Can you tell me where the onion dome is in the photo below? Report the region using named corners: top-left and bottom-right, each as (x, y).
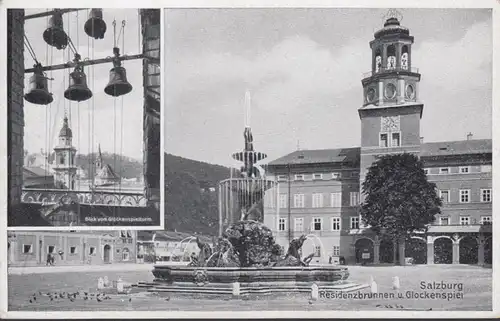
top-left (374, 16), bottom-right (409, 38)
top-left (58, 116), bottom-right (73, 138)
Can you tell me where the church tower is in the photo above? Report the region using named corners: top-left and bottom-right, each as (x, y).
top-left (358, 10), bottom-right (424, 183)
top-left (52, 116), bottom-right (78, 189)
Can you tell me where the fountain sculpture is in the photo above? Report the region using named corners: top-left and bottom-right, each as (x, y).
top-left (146, 92), bottom-right (366, 295)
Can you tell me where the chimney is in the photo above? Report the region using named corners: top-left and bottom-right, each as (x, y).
top-left (420, 137), bottom-right (424, 144)
top-left (467, 132), bottom-right (473, 141)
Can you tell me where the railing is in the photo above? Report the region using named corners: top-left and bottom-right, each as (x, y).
top-left (21, 188), bottom-right (147, 207)
top-left (362, 66), bottom-right (419, 78)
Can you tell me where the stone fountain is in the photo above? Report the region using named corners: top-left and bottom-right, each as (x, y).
top-left (143, 92), bottom-right (367, 296)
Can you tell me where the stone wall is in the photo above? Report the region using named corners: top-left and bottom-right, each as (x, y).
top-left (8, 9), bottom-right (25, 207)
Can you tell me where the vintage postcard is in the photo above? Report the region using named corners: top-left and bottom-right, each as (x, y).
top-left (6, 8), bottom-right (162, 228)
top-left (2, 1), bottom-right (499, 319)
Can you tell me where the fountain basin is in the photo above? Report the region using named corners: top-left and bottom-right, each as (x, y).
top-left (141, 265), bottom-right (368, 296)
top-left (152, 265), bottom-right (350, 284)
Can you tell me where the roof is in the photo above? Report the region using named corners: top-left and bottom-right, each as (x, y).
top-left (420, 139), bottom-right (492, 157)
top-left (59, 117), bottom-right (72, 138)
top-left (267, 139), bottom-right (491, 167)
top-left (268, 147), bottom-right (360, 166)
top-left (96, 164), bottom-right (120, 180)
top-left (23, 166), bottom-right (52, 177)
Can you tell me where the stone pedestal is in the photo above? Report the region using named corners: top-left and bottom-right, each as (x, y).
top-left (373, 242), bottom-right (380, 264)
top-left (478, 236), bottom-right (485, 266)
top-left (426, 242), bottom-right (434, 264)
top-left (452, 242), bottom-right (460, 265)
top-left (398, 240), bottom-right (406, 266)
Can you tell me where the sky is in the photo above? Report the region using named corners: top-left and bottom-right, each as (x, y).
top-left (164, 8), bottom-right (492, 168)
top-left (23, 9), bottom-right (145, 160)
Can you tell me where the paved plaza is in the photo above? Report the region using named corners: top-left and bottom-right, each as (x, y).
top-left (8, 264), bottom-right (492, 311)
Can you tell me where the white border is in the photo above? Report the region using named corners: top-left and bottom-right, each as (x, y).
top-left (2, 0), bottom-right (499, 319)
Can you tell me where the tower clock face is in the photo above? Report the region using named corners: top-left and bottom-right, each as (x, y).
top-left (405, 84), bottom-right (415, 99)
top-left (366, 88), bottom-right (376, 103)
top-left (381, 116), bottom-right (400, 131)
top-left (384, 83), bottom-right (397, 99)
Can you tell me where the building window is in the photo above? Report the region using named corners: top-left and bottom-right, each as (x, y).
top-left (391, 132), bottom-right (401, 147)
top-left (350, 217), bottom-right (360, 229)
top-left (379, 133), bottom-right (388, 148)
top-left (47, 245), bottom-right (55, 254)
top-left (89, 247), bottom-right (96, 255)
top-left (314, 246), bottom-right (321, 257)
top-left (439, 190), bottom-right (450, 203)
top-left (331, 172), bottom-right (340, 179)
top-left (459, 189), bottom-right (470, 203)
top-left (70, 246), bottom-right (77, 254)
top-left (120, 231), bottom-right (126, 238)
top-left (459, 166), bottom-right (470, 174)
top-left (480, 165), bottom-right (492, 173)
top-left (277, 175), bottom-right (287, 182)
top-left (294, 218), bottom-right (304, 232)
top-left (481, 189), bottom-right (492, 202)
top-left (312, 193), bottom-right (323, 208)
top-left (278, 218), bottom-right (287, 231)
top-left (122, 249), bottom-right (130, 261)
top-left (440, 217), bottom-right (450, 225)
top-left (332, 246), bottom-right (340, 256)
top-left (313, 173), bottom-right (323, 180)
top-left (127, 231), bottom-right (132, 238)
top-left (294, 174), bottom-right (304, 181)
top-left (350, 172), bottom-right (359, 178)
top-left (330, 192), bottom-right (341, 207)
top-left (350, 192), bottom-right (360, 206)
top-left (313, 218), bottom-right (322, 231)
top-left (332, 217), bottom-right (341, 231)
top-left (460, 216), bottom-right (470, 225)
top-left (279, 194), bottom-right (287, 209)
top-left (480, 216), bottom-right (492, 225)
top-left (23, 244), bottom-right (33, 254)
top-left (439, 168), bottom-right (450, 175)
top-left (293, 194), bottom-right (305, 208)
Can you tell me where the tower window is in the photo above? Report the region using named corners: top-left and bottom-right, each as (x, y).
top-left (401, 45), bottom-right (409, 70)
top-left (387, 45), bottom-right (396, 70)
top-left (391, 133), bottom-right (401, 147)
top-left (60, 155), bottom-right (65, 165)
top-left (379, 133), bottom-right (388, 148)
top-left (375, 48), bottom-right (382, 73)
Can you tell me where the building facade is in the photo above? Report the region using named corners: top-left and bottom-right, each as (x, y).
top-left (7, 230), bottom-right (137, 267)
top-left (265, 16), bottom-right (492, 266)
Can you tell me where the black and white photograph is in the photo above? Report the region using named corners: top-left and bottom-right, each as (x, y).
top-left (2, 2), bottom-right (499, 319)
top-left (7, 8), bottom-right (162, 227)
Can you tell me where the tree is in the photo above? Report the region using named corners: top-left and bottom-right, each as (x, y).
top-left (360, 153), bottom-right (442, 264)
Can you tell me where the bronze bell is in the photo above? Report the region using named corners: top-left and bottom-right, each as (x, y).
top-left (84, 9), bottom-right (107, 40)
top-left (64, 66), bottom-right (93, 102)
top-left (43, 11), bottom-right (68, 50)
top-left (24, 64), bottom-right (53, 105)
top-left (104, 48), bottom-right (132, 97)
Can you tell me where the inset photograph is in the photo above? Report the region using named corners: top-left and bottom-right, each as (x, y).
top-left (7, 8), bottom-right (162, 227)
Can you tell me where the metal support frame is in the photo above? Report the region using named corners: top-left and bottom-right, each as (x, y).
top-left (25, 54), bottom-right (145, 73)
top-left (24, 9), bottom-right (87, 20)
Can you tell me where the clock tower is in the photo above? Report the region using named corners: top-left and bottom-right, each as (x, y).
top-left (358, 10), bottom-right (424, 195)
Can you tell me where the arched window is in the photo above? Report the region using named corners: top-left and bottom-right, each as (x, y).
top-left (375, 48), bottom-right (382, 73)
top-left (59, 155), bottom-right (65, 165)
top-left (122, 248), bottom-right (130, 261)
top-left (387, 45), bottom-right (396, 70)
top-left (401, 45), bottom-right (409, 70)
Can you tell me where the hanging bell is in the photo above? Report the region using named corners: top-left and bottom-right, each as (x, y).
top-left (43, 11), bottom-right (68, 50)
top-left (24, 64), bottom-right (53, 105)
top-left (104, 48), bottom-right (133, 97)
top-left (64, 65), bottom-right (93, 102)
top-left (84, 9), bottom-right (107, 40)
